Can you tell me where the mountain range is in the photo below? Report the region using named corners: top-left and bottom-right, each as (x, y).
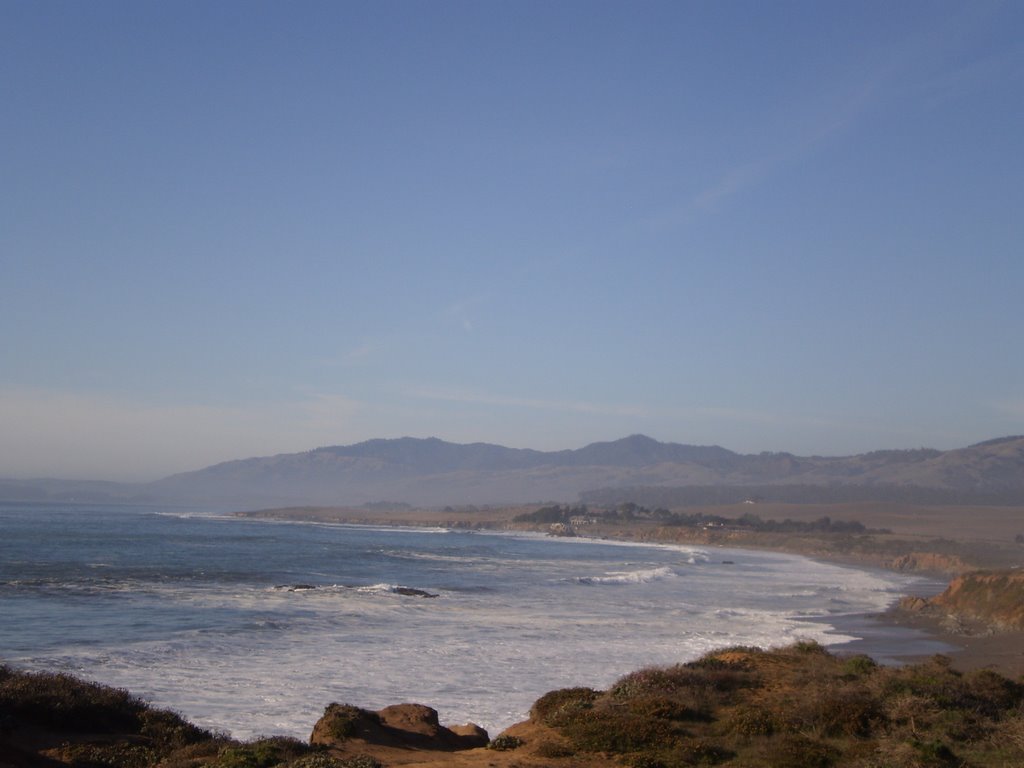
top-left (3, 434), bottom-right (1023, 508)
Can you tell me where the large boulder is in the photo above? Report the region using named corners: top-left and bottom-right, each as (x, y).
top-left (311, 702), bottom-right (488, 751)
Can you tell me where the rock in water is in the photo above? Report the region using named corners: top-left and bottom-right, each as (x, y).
top-left (393, 586), bottom-right (439, 598)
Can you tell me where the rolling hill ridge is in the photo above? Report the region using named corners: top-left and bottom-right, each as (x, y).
top-left (3, 435), bottom-right (1022, 507)
top-left (141, 434), bottom-right (1024, 507)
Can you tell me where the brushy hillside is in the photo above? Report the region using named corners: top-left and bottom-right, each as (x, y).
top-left (0, 665), bottom-right (318, 768)
top-left (506, 642), bottom-right (1024, 768)
top-left (4, 644), bottom-right (1024, 768)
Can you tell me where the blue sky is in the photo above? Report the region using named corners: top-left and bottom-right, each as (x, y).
top-left (2, 0), bottom-right (1023, 480)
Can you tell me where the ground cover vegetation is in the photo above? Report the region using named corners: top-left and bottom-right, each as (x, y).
top-left (0, 666), bottom-right (369, 768)
top-left (4, 643), bottom-right (1024, 767)
top-left (523, 642), bottom-right (1024, 767)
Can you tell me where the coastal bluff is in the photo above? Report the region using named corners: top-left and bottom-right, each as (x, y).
top-left (900, 568), bottom-right (1024, 631)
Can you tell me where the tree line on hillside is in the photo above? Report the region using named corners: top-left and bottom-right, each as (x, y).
top-left (581, 483), bottom-right (1024, 508)
top-left (514, 503), bottom-right (875, 534)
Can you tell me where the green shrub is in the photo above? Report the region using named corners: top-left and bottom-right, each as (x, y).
top-left (288, 756), bottom-right (381, 768)
top-left (885, 659), bottom-right (976, 713)
top-left (289, 757), bottom-right (382, 768)
top-left (156, 740), bottom-right (225, 768)
top-left (909, 739), bottom-right (960, 767)
top-left (629, 694), bottom-right (709, 723)
top-left (763, 734), bottom-right (836, 768)
top-left (1002, 713), bottom-right (1024, 752)
top-left (0, 666), bottom-right (146, 733)
top-left (139, 707), bottom-right (214, 749)
top-left (807, 686), bottom-right (881, 737)
top-left (624, 755), bottom-right (668, 768)
top-left (792, 640), bottom-right (828, 656)
top-left (487, 734), bottom-right (523, 751)
top-left (676, 739), bottom-right (734, 765)
top-left (623, 741), bottom-right (733, 768)
top-left (210, 737), bottom-right (308, 768)
top-left (964, 668), bottom-right (1024, 714)
top-left (560, 708), bottom-right (680, 754)
top-left (728, 704), bottom-right (777, 737)
top-left (318, 704), bottom-right (379, 741)
top-left (335, 757), bottom-right (384, 768)
top-left (842, 654), bottom-right (878, 679)
top-left (611, 665), bottom-right (754, 702)
top-left (534, 740), bottom-right (576, 758)
top-left (528, 644), bottom-right (1024, 768)
top-left (530, 687), bottom-right (599, 726)
top-left (282, 752), bottom-right (347, 768)
top-left (56, 742), bottom-right (157, 768)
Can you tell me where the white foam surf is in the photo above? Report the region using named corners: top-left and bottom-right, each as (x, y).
top-left (0, 508), bottom-right (936, 742)
top-left (574, 565), bottom-right (678, 585)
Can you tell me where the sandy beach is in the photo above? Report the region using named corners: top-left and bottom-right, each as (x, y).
top-left (872, 604), bottom-right (1024, 678)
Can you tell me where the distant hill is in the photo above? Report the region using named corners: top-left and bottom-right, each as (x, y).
top-left (140, 434), bottom-right (1024, 507)
top-left (3, 435), bottom-right (1023, 508)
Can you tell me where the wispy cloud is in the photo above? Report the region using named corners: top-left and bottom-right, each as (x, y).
top-left (918, 48), bottom-right (1024, 111)
top-left (692, 157), bottom-right (777, 212)
top-left (688, 74), bottom-right (882, 216)
top-left (443, 295), bottom-right (487, 332)
top-left (650, 21), bottom-right (950, 230)
top-left (406, 385), bottom-right (650, 418)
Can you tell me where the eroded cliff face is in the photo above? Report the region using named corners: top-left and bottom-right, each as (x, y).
top-left (902, 569), bottom-right (1024, 630)
top-left (929, 570), bottom-right (1024, 629)
top-left (889, 551), bottom-right (972, 574)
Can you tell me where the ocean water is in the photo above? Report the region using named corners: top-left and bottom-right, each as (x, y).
top-left (0, 502), bottom-right (943, 740)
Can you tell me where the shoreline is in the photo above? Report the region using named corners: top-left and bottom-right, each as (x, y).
top-left (7, 503), bottom-right (1024, 768)
top-left (868, 600), bottom-right (1024, 679)
top-left (565, 530), bottom-right (1024, 680)
top-left (232, 506), bottom-right (1024, 680)
top-left (590, 529), bottom-right (1024, 680)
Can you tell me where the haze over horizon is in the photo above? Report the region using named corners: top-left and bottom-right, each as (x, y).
top-left (3, 1), bottom-right (1023, 482)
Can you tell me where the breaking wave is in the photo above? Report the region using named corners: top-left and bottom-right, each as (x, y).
top-left (0, 504), bottom-right (940, 742)
top-left (574, 565), bottom-right (678, 585)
